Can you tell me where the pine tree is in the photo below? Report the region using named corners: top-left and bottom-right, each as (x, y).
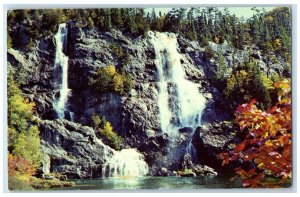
top-left (111, 8), bottom-right (123, 28)
top-left (104, 9), bottom-right (112, 31)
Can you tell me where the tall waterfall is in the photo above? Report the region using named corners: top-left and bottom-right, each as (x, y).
top-left (98, 140), bottom-right (148, 177)
top-left (149, 31), bottom-right (206, 136)
top-left (53, 23), bottom-right (70, 119)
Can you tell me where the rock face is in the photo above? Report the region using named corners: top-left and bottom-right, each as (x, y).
top-left (63, 22), bottom-right (224, 145)
top-left (39, 119), bottom-right (114, 179)
top-left (137, 131), bottom-right (194, 176)
top-left (191, 122), bottom-right (241, 172)
top-left (7, 40), bottom-right (57, 118)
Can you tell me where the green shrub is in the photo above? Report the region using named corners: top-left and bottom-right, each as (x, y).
top-left (13, 125), bottom-right (43, 167)
top-left (89, 65), bottom-right (134, 95)
top-left (8, 176), bottom-right (34, 191)
top-left (203, 46), bottom-right (215, 61)
top-left (92, 114), bottom-right (122, 150)
top-left (215, 50), bottom-right (227, 82)
top-left (223, 60), bottom-right (274, 110)
top-left (110, 43), bottom-right (125, 59)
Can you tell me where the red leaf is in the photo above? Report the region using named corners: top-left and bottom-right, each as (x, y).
top-left (235, 140), bottom-right (247, 152)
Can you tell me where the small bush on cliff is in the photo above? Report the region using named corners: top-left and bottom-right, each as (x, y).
top-left (110, 43), bottom-right (125, 59)
top-left (89, 65), bottom-right (134, 95)
top-left (203, 46), bottom-right (215, 61)
top-left (92, 114), bottom-right (122, 150)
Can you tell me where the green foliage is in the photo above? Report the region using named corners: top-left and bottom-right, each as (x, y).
top-left (223, 60), bottom-right (275, 110)
top-left (92, 114), bottom-right (122, 150)
top-left (8, 71), bottom-right (35, 141)
top-left (269, 72), bottom-right (281, 82)
top-left (215, 50), bottom-right (227, 82)
top-left (92, 113), bottom-right (102, 128)
top-left (120, 68), bottom-right (134, 94)
top-left (89, 65), bottom-right (134, 96)
top-left (111, 8), bottom-right (123, 28)
top-left (7, 9), bottom-right (67, 50)
top-left (30, 176), bottom-right (75, 189)
top-left (7, 7), bottom-right (290, 54)
top-left (13, 125), bottom-right (43, 167)
top-left (87, 17), bottom-right (94, 28)
top-left (8, 176), bottom-right (34, 191)
top-left (41, 9), bottom-right (64, 35)
top-left (7, 68), bottom-right (42, 178)
top-left (203, 46), bottom-right (215, 61)
top-left (110, 43), bottom-right (125, 59)
top-left (7, 33), bottom-right (12, 49)
top-left (183, 169), bottom-right (193, 174)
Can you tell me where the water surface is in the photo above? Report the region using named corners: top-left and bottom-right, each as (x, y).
top-left (45, 176), bottom-right (243, 190)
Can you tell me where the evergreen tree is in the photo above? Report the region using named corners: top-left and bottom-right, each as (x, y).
top-left (111, 8), bottom-right (123, 28)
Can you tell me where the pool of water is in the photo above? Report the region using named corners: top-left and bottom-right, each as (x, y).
top-left (43, 176), bottom-right (243, 190)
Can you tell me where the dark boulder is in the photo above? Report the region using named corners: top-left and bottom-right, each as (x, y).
top-left (191, 121), bottom-right (241, 172)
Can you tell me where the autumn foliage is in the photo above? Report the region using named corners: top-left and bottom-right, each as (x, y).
top-left (220, 79), bottom-right (291, 187)
top-left (8, 154), bottom-right (36, 177)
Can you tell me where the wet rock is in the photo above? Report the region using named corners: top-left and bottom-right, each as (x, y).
top-left (178, 127), bottom-right (194, 133)
top-left (191, 122), bottom-right (240, 172)
top-left (161, 167), bottom-right (168, 176)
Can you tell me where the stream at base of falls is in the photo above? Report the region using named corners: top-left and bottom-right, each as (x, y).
top-left (39, 176), bottom-right (244, 190)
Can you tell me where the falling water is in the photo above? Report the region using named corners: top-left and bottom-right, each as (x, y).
top-left (148, 31), bottom-right (206, 136)
top-left (97, 140), bottom-right (148, 177)
top-left (102, 149), bottom-right (149, 177)
top-left (53, 23), bottom-right (70, 119)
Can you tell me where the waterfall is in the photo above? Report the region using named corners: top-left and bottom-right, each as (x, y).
top-left (53, 23), bottom-right (70, 119)
top-left (102, 149), bottom-right (149, 177)
top-left (149, 31), bottom-right (206, 136)
top-left (98, 140), bottom-right (148, 177)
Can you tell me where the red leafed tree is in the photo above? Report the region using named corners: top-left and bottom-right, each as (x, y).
top-left (220, 79), bottom-right (291, 187)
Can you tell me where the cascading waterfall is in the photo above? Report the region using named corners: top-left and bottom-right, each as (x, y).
top-left (149, 31), bottom-right (206, 136)
top-left (53, 23), bottom-right (70, 119)
top-left (98, 140), bottom-right (148, 177)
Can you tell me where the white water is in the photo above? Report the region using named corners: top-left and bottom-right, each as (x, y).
top-left (102, 149), bottom-right (149, 177)
top-left (149, 31), bottom-right (206, 136)
top-left (98, 140), bottom-right (148, 177)
top-left (53, 23), bottom-right (70, 119)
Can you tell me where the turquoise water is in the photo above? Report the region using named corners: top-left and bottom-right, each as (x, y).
top-left (44, 176), bottom-right (243, 190)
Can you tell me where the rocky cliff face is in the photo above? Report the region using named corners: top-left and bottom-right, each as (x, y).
top-left (39, 119), bottom-right (114, 179)
top-left (7, 21), bottom-right (285, 178)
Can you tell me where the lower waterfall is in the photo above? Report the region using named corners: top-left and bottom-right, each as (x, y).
top-left (98, 140), bottom-right (148, 177)
top-left (149, 31), bottom-right (206, 136)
